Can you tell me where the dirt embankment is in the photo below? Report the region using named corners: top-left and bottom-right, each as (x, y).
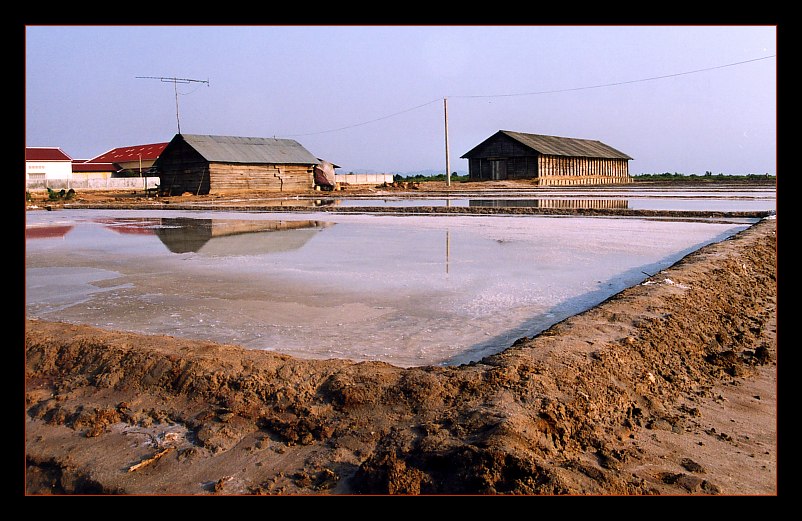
top-left (25, 178), bottom-right (777, 211)
top-left (24, 218), bottom-right (777, 495)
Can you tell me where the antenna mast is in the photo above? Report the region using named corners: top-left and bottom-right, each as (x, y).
top-left (136, 76), bottom-right (209, 134)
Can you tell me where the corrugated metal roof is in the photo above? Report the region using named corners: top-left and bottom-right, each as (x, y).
top-left (88, 143), bottom-right (168, 163)
top-left (462, 131), bottom-right (632, 160)
top-left (502, 131), bottom-right (633, 159)
top-left (26, 147), bottom-right (72, 161)
top-left (179, 134), bottom-right (319, 165)
top-left (72, 161), bottom-right (117, 172)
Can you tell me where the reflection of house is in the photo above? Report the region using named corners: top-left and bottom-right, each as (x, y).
top-left (90, 216), bottom-right (332, 254)
top-left (94, 218), bottom-right (158, 235)
top-left (154, 134), bottom-right (320, 195)
top-left (469, 198), bottom-right (629, 209)
top-left (25, 224), bottom-right (74, 239)
top-left (25, 147), bottom-right (73, 187)
top-left (153, 218), bottom-right (333, 254)
top-left (461, 131), bottom-right (632, 186)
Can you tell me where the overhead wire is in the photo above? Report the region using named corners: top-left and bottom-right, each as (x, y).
top-left (284, 55), bottom-right (775, 137)
top-left (450, 55), bottom-right (776, 99)
top-left (287, 98), bottom-right (443, 137)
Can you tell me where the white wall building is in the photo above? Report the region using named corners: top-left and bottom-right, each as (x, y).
top-left (26, 147), bottom-right (73, 188)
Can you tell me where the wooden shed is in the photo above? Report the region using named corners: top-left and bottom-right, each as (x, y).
top-left (154, 134), bottom-right (319, 195)
top-left (461, 131), bottom-right (632, 186)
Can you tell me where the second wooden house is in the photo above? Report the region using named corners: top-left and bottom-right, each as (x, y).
top-left (461, 130), bottom-right (632, 186)
top-left (154, 134), bottom-right (320, 195)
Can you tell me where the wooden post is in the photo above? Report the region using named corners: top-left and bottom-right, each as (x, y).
top-left (444, 98), bottom-right (451, 187)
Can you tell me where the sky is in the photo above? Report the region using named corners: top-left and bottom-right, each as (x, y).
top-left (25, 25), bottom-right (777, 175)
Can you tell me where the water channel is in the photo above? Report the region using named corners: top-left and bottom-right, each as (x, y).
top-left (216, 188), bottom-right (777, 212)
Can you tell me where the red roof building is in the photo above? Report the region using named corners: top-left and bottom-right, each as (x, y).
top-left (26, 147), bottom-right (74, 181)
top-left (72, 160), bottom-right (118, 174)
top-left (83, 142), bottom-right (168, 176)
top-left (88, 143), bottom-right (168, 164)
top-left (26, 147), bottom-right (72, 162)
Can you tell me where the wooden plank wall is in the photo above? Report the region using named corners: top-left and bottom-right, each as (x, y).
top-left (157, 142), bottom-right (210, 195)
top-left (159, 164), bottom-right (210, 195)
top-left (468, 158), bottom-right (485, 180)
top-left (536, 155), bottom-right (630, 186)
top-left (506, 157), bottom-right (537, 179)
top-left (208, 163), bottom-right (314, 193)
top-left (470, 155), bottom-right (630, 185)
top-left (469, 157), bottom-right (535, 180)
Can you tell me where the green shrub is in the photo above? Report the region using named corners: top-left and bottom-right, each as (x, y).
top-left (45, 187), bottom-right (77, 200)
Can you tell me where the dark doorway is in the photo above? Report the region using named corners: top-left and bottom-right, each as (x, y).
top-left (491, 159), bottom-right (507, 180)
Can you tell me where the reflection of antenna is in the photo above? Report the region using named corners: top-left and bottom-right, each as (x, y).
top-left (136, 76), bottom-right (210, 134)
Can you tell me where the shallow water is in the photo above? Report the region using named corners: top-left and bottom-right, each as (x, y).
top-left (315, 188), bottom-right (777, 212)
top-left (26, 209), bottom-right (758, 367)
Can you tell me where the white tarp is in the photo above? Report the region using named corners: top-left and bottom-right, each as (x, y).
top-left (313, 161), bottom-right (337, 187)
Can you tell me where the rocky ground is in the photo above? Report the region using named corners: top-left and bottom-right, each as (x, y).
top-left (23, 184), bottom-right (778, 496)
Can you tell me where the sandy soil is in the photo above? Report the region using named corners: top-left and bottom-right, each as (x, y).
top-left (24, 186), bottom-right (778, 496)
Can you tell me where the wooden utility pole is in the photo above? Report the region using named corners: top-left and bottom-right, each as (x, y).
top-left (444, 97), bottom-right (451, 187)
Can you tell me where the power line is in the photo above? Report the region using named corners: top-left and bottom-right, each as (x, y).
top-left (451, 55), bottom-right (776, 99)
top-left (287, 98), bottom-right (442, 137)
top-left (285, 54), bottom-right (775, 137)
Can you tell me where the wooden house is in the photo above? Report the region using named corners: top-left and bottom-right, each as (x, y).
top-left (154, 134), bottom-right (320, 195)
top-left (461, 131), bottom-right (632, 186)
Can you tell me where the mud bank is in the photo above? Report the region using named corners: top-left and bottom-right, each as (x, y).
top-left (55, 202), bottom-right (774, 219)
top-left (24, 218), bottom-right (777, 495)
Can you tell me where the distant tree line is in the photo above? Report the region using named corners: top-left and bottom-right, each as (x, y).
top-left (393, 173), bottom-right (470, 183)
top-left (633, 172), bottom-right (774, 180)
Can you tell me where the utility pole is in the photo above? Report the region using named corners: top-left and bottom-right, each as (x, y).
top-left (136, 76), bottom-right (209, 134)
top-left (444, 97), bottom-right (451, 187)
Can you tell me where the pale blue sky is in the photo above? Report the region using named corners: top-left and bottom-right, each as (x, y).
top-left (25, 25), bottom-right (776, 175)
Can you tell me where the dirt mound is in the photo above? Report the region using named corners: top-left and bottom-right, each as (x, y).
top-left (25, 218), bottom-right (777, 495)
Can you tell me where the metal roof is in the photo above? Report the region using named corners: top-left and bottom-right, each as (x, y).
top-left (26, 147), bottom-right (72, 161)
top-left (72, 161), bottom-right (117, 173)
top-left (462, 131), bottom-right (633, 160)
top-left (88, 143), bottom-right (168, 163)
top-left (178, 134), bottom-right (320, 165)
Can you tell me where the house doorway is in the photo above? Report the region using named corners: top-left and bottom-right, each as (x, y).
top-left (490, 159), bottom-right (507, 180)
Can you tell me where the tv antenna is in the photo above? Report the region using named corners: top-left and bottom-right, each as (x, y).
top-left (136, 76), bottom-right (209, 134)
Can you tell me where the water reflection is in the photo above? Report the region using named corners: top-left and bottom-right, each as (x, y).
top-left (332, 193), bottom-right (774, 211)
top-left (445, 229), bottom-right (450, 274)
top-left (469, 199), bottom-right (629, 209)
top-left (261, 199), bottom-right (339, 207)
top-left (96, 217), bottom-right (333, 255)
top-left (26, 210), bottom-right (757, 367)
top-left (26, 224), bottom-right (74, 239)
